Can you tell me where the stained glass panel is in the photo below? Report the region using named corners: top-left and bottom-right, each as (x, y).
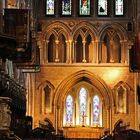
top-left (79, 0), bottom-right (90, 15)
top-left (62, 0), bottom-right (71, 15)
top-left (46, 0), bottom-right (54, 15)
top-left (79, 88), bottom-right (87, 125)
top-left (93, 95), bottom-right (100, 126)
top-left (98, 0), bottom-right (107, 15)
top-left (66, 95), bottom-right (73, 125)
top-left (115, 0), bottom-right (123, 15)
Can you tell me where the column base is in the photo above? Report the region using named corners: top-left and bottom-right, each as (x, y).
top-left (82, 59), bottom-right (87, 63)
top-left (55, 58), bottom-right (60, 62)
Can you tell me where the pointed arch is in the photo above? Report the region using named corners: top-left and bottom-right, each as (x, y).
top-left (98, 23), bottom-right (128, 63)
top-left (42, 22), bottom-right (72, 63)
top-left (113, 81), bottom-right (131, 114)
top-left (74, 31), bottom-right (85, 41)
top-left (37, 80), bottom-right (55, 114)
top-left (73, 22), bottom-right (97, 41)
top-left (99, 23), bottom-right (128, 41)
top-left (43, 21), bottom-right (72, 41)
top-left (54, 70), bottom-right (112, 109)
top-left (53, 70), bottom-right (113, 129)
top-left (45, 30), bottom-right (58, 41)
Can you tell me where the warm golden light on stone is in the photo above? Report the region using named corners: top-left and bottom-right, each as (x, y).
top-left (102, 68), bottom-right (121, 84)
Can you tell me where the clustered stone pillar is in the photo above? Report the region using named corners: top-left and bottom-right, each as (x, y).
top-left (0, 97), bottom-right (11, 135)
top-left (82, 40), bottom-right (86, 63)
top-left (55, 40), bottom-right (60, 62)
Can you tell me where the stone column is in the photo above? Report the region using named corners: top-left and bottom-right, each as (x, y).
top-left (82, 40), bottom-right (86, 63)
top-left (110, 40), bottom-right (114, 63)
top-left (69, 40), bottom-right (73, 64)
top-left (108, 106), bottom-right (112, 133)
top-left (55, 40), bottom-right (59, 62)
top-left (43, 39), bottom-right (47, 64)
top-left (55, 106), bottom-right (58, 135)
top-left (120, 40), bottom-right (125, 63)
top-left (0, 97), bottom-right (11, 132)
top-left (123, 40), bottom-right (129, 64)
top-left (66, 40), bottom-right (69, 63)
top-left (72, 41), bottom-right (77, 63)
top-left (45, 40), bottom-right (49, 63)
top-left (127, 41), bottom-right (133, 65)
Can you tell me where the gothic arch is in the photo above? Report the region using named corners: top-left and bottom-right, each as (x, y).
top-left (37, 80), bottom-right (55, 90)
top-left (98, 23), bottom-right (128, 63)
top-left (73, 21), bottom-right (97, 41)
top-left (114, 81), bottom-right (131, 90)
top-left (45, 30), bottom-right (58, 40)
top-left (74, 31), bottom-right (85, 41)
top-left (43, 21), bottom-right (71, 41)
top-left (98, 23), bottom-right (128, 41)
top-left (37, 80), bottom-right (55, 113)
top-left (113, 81), bottom-right (131, 114)
top-left (53, 70), bottom-right (113, 130)
top-left (53, 70), bottom-right (113, 110)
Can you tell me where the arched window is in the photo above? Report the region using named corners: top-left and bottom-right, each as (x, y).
top-left (92, 95), bottom-right (102, 126)
top-left (79, 87), bottom-right (87, 125)
top-left (62, 0), bottom-right (72, 15)
top-left (98, 0), bottom-right (108, 16)
top-left (46, 0), bottom-right (55, 15)
top-left (115, 0), bottom-right (123, 16)
top-left (64, 85), bottom-right (103, 127)
top-left (79, 0), bottom-right (90, 16)
top-left (66, 95), bottom-right (73, 125)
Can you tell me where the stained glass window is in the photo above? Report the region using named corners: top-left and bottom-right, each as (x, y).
top-left (46, 0), bottom-right (54, 15)
top-left (66, 95), bottom-right (73, 125)
top-left (115, 0), bottom-right (123, 16)
top-left (62, 0), bottom-right (71, 15)
top-left (79, 88), bottom-right (87, 125)
top-left (93, 95), bottom-right (100, 126)
top-left (79, 0), bottom-right (90, 15)
top-left (98, 0), bottom-right (107, 16)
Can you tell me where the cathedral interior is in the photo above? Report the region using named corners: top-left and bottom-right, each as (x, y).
top-left (0, 0), bottom-right (140, 140)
